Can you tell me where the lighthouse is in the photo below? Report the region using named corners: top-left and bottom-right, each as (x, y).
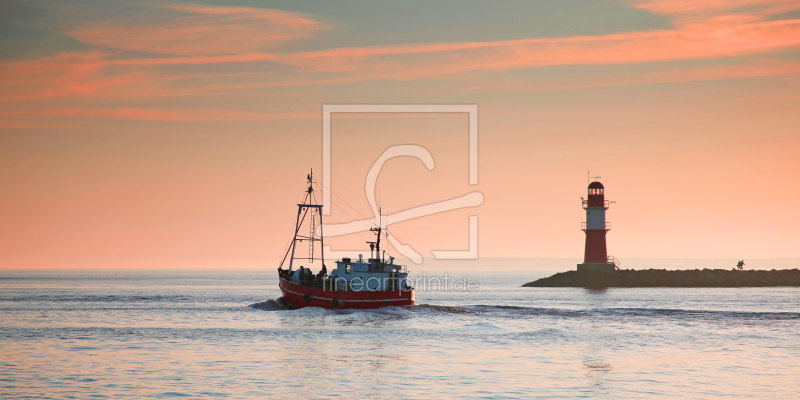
top-left (578, 179), bottom-right (619, 272)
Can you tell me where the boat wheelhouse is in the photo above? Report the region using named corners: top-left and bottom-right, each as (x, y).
top-left (276, 171), bottom-right (415, 309)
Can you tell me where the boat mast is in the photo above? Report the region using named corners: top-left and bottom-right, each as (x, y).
top-left (284, 170), bottom-right (324, 271)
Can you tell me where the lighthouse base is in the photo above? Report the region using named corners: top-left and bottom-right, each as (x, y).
top-left (577, 263), bottom-right (616, 273)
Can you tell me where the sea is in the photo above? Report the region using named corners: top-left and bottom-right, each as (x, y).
top-left (1, 267), bottom-right (799, 399)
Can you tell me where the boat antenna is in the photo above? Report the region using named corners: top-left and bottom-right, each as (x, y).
top-left (370, 206), bottom-right (382, 261)
top-left (381, 208), bottom-right (387, 262)
top-left (384, 213), bottom-right (390, 260)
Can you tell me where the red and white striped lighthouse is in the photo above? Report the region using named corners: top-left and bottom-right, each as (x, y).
top-left (578, 179), bottom-right (619, 272)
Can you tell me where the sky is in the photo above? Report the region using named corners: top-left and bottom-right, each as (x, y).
top-left (1, 0), bottom-right (799, 269)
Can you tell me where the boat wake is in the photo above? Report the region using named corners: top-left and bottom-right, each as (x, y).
top-left (413, 304), bottom-right (480, 314)
top-left (249, 297), bottom-right (293, 311)
top-left (248, 300), bottom-right (800, 324)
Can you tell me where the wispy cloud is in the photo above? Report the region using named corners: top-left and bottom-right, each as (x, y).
top-left (1, 51), bottom-right (111, 101)
top-left (0, 120), bottom-right (82, 129)
top-left (632, 0), bottom-right (800, 17)
top-left (67, 3), bottom-right (323, 56)
top-left (0, 107), bottom-right (319, 125)
top-left (429, 59), bottom-right (800, 95)
top-left (272, 1), bottom-right (800, 77)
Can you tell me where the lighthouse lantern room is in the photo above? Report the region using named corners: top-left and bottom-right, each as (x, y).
top-left (578, 179), bottom-right (619, 272)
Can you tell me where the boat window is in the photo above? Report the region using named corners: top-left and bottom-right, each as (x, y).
top-left (346, 264), bottom-right (351, 274)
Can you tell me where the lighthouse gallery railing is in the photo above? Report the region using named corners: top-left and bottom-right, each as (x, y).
top-left (582, 199), bottom-right (611, 209)
top-left (581, 222), bottom-right (610, 231)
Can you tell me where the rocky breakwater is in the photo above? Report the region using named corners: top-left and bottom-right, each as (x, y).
top-left (523, 269), bottom-right (800, 288)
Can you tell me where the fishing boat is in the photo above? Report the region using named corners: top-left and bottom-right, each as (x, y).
top-left (276, 171), bottom-right (415, 309)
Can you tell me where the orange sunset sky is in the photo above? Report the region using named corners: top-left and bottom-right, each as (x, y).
top-left (1, 0), bottom-right (799, 269)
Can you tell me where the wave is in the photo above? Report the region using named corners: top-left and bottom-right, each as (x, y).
top-left (0, 294), bottom-right (196, 303)
top-left (245, 299), bottom-right (800, 322)
top-left (406, 304), bottom-right (800, 322)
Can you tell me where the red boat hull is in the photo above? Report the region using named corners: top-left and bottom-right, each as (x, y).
top-left (278, 277), bottom-right (415, 309)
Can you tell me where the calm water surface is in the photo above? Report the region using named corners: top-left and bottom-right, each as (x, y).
top-left (1, 269), bottom-right (799, 399)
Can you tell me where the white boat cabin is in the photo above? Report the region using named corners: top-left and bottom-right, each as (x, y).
top-left (328, 256), bottom-right (409, 292)
top-left (288, 255), bottom-right (409, 292)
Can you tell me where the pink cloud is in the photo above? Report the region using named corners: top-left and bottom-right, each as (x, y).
top-left (0, 107), bottom-right (319, 123)
top-left (148, 3), bottom-right (319, 29)
top-left (273, 15), bottom-right (800, 78)
top-left (0, 50), bottom-right (277, 102)
top-left (437, 59), bottom-right (800, 95)
top-left (0, 51), bottom-right (210, 103)
top-left (0, 51), bottom-right (110, 101)
top-left (108, 53), bottom-right (278, 67)
top-left (633, 0), bottom-right (800, 17)
top-left (68, 3), bottom-right (323, 56)
top-left (47, 107), bottom-right (192, 122)
top-left (0, 120), bottom-right (82, 129)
